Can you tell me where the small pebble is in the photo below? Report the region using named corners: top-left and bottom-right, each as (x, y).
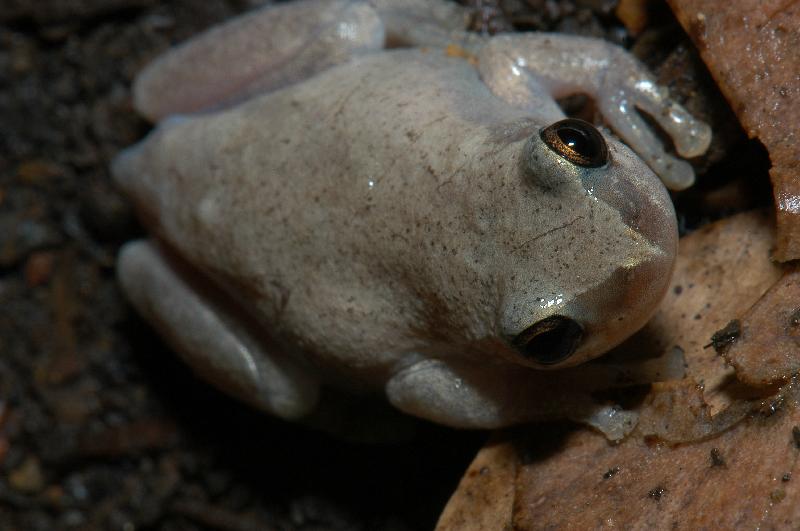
top-left (24, 251), bottom-right (55, 287)
top-left (16, 159), bottom-right (64, 185)
top-left (9, 455), bottom-right (45, 493)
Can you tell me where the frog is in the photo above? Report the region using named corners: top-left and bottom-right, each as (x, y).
top-left (113, 0), bottom-right (710, 440)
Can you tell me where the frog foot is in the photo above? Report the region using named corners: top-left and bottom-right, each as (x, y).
top-left (593, 57), bottom-right (712, 190)
top-left (477, 34), bottom-right (711, 190)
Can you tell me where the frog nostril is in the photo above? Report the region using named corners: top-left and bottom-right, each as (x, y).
top-left (513, 315), bottom-right (583, 365)
top-left (541, 118), bottom-right (609, 168)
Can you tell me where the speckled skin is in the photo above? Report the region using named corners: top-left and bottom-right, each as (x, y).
top-left (114, 0), bottom-right (706, 433)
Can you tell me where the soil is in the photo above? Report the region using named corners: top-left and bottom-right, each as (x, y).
top-left (0, 0), bottom-right (771, 529)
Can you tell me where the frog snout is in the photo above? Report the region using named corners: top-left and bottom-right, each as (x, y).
top-left (511, 315), bottom-right (584, 366)
top-left (501, 139), bottom-right (678, 369)
top-left (565, 185), bottom-right (678, 366)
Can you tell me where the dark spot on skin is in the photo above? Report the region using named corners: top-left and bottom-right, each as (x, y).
top-left (674, 285), bottom-right (683, 295)
top-left (486, 118), bottom-right (539, 145)
top-left (792, 426), bottom-right (800, 448)
top-left (783, 473), bottom-right (792, 482)
top-left (603, 467), bottom-right (620, 479)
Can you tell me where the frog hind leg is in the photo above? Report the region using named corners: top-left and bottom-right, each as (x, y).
top-left (477, 34), bottom-right (712, 190)
top-left (367, 0), bottom-right (477, 49)
top-left (134, 0), bottom-right (385, 122)
top-left (117, 239), bottom-right (319, 420)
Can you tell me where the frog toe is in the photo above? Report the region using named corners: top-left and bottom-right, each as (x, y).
top-left (598, 93), bottom-right (699, 190)
top-left (597, 81), bottom-right (710, 190)
top-left (605, 75), bottom-right (712, 159)
top-left (476, 34), bottom-right (710, 190)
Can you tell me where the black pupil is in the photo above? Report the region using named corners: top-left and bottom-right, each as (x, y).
top-left (540, 118), bottom-right (608, 168)
top-left (514, 316), bottom-right (583, 365)
top-left (558, 127), bottom-right (595, 158)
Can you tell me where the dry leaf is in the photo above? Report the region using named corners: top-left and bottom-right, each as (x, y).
top-left (667, 0), bottom-right (800, 261)
top-left (723, 268), bottom-right (800, 386)
top-left (437, 211), bottom-right (795, 530)
top-left (509, 383), bottom-right (800, 529)
top-left (437, 436), bottom-right (516, 531)
top-left (615, 0), bottom-right (651, 36)
top-left (616, 209), bottom-right (782, 414)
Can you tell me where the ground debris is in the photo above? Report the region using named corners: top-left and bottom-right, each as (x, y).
top-left (722, 269), bottom-right (800, 386)
top-left (171, 498), bottom-right (275, 531)
top-left (77, 418), bottom-right (180, 458)
top-left (704, 319), bottom-right (740, 353)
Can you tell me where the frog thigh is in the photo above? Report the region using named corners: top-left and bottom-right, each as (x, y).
top-left (477, 35), bottom-right (711, 190)
top-left (134, 0), bottom-right (385, 122)
top-left (117, 239), bottom-right (319, 419)
top-left (367, 0), bottom-right (476, 49)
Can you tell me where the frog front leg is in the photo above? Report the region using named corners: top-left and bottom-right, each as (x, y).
top-left (478, 34), bottom-right (712, 190)
top-left (118, 240), bottom-right (320, 419)
top-left (386, 358), bottom-right (638, 440)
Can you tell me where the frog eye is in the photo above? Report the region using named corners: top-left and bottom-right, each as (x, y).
top-left (512, 315), bottom-right (583, 365)
top-left (541, 119), bottom-right (609, 168)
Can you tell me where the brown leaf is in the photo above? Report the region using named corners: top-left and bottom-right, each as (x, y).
top-left (78, 418), bottom-right (179, 458)
top-left (724, 268), bottom-right (800, 386)
top-left (613, 209), bottom-right (782, 414)
top-left (615, 0), bottom-right (651, 36)
top-left (438, 211), bottom-right (795, 530)
top-left (667, 0), bottom-right (800, 261)
top-left (509, 385), bottom-right (800, 529)
top-left (437, 436), bottom-right (516, 531)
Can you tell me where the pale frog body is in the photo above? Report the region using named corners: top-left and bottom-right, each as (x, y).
top-left (114, 0), bottom-right (709, 439)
